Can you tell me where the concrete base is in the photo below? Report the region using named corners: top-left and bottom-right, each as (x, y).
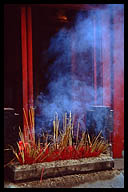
top-left (7, 154), bottom-right (114, 182)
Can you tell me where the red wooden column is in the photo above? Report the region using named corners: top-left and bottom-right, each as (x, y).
top-left (27, 7), bottom-right (35, 142)
top-left (21, 6), bottom-right (34, 141)
top-left (21, 7), bottom-right (29, 141)
top-left (27, 7), bottom-right (34, 108)
top-left (112, 7), bottom-right (124, 158)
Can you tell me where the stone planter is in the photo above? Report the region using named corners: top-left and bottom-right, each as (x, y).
top-left (7, 154), bottom-right (114, 182)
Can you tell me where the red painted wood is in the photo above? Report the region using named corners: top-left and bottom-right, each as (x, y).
top-left (27, 7), bottom-right (34, 108)
top-left (27, 7), bottom-right (35, 142)
top-left (31, 4), bottom-right (91, 10)
top-left (30, 4), bottom-right (106, 11)
top-left (101, 11), bottom-right (111, 107)
top-left (21, 7), bottom-right (29, 141)
top-left (112, 8), bottom-right (124, 158)
top-left (21, 7), bottom-right (34, 142)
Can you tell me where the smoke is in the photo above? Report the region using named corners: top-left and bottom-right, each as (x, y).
top-left (35, 4), bottom-right (124, 136)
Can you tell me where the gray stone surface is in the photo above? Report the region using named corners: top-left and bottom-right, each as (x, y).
top-left (4, 169), bottom-right (124, 188)
top-left (72, 172), bottom-right (124, 188)
top-left (4, 158), bottom-right (124, 188)
top-left (114, 158), bottom-right (124, 170)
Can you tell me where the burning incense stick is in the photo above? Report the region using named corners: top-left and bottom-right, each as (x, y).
top-left (23, 107), bottom-right (35, 144)
top-left (65, 113), bottom-right (67, 131)
top-left (4, 157), bottom-right (16, 168)
top-left (69, 132), bottom-right (72, 146)
top-left (23, 108), bottom-right (29, 126)
top-left (87, 132), bottom-right (92, 147)
top-left (69, 111), bottom-right (72, 127)
top-left (56, 120), bottom-right (59, 143)
top-left (28, 109), bottom-right (33, 142)
top-left (76, 122), bottom-right (80, 145)
top-left (63, 114), bottom-right (65, 131)
top-left (53, 120), bottom-right (56, 141)
top-left (72, 114), bottom-right (75, 136)
top-left (29, 109), bottom-right (33, 129)
top-left (55, 113), bottom-right (59, 143)
top-left (11, 111), bottom-right (109, 165)
top-left (93, 130), bottom-right (102, 146)
top-left (71, 123), bottom-right (74, 137)
top-left (78, 132), bottom-right (85, 150)
top-left (23, 108), bottom-right (29, 140)
top-left (31, 107), bottom-right (35, 144)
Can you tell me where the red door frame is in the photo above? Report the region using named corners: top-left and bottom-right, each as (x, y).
top-left (112, 8), bottom-right (124, 158)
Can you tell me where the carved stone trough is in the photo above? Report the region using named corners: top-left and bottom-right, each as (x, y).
top-left (7, 154), bottom-right (114, 182)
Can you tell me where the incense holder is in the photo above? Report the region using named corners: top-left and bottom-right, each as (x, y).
top-left (7, 154), bottom-right (114, 182)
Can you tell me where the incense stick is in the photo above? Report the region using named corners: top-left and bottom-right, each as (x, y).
top-left (23, 108), bottom-right (29, 128)
top-left (30, 107), bottom-right (35, 144)
top-left (53, 120), bottom-right (55, 141)
top-left (76, 122), bottom-right (79, 145)
top-left (29, 109), bottom-right (33, 142)
top-left (23, 108), bottom-right (29, 140)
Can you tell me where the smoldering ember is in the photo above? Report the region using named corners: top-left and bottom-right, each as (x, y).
top-left (4, 4), bottom-right (124, 188)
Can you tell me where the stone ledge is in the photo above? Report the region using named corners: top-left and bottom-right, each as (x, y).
top-left (7, 155), bottom-right (114, 182)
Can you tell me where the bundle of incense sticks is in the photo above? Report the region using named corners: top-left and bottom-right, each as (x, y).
top-left (23, 107), bottom-right (35, 144)
top-left (10, 111), bottom-right (109, 165)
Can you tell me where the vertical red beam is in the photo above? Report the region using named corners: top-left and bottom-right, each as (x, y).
top-left (27, 7), bottom-right (34, 108)
top-left (101, 12), bottom-right (111, 107)
top-left (112, 8), bottom-right (124, 158)
top-left (21, 6), bottom-right (34, 142)
top-left (27, 7), bottom-right (35, 142)
top-left (21, 7), bottom-right (29, 141)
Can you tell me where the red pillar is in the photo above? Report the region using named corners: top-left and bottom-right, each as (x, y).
top-left (27, 7), bottom-right (34, 108)
top-left (21, 6), bottom-right (34, 141)
top-left (27, 7), bottom-right (35, 142)
top-left (112, 8), bottom-right (124, 158)
top-left (21, 7), bottom-right (29, 140)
